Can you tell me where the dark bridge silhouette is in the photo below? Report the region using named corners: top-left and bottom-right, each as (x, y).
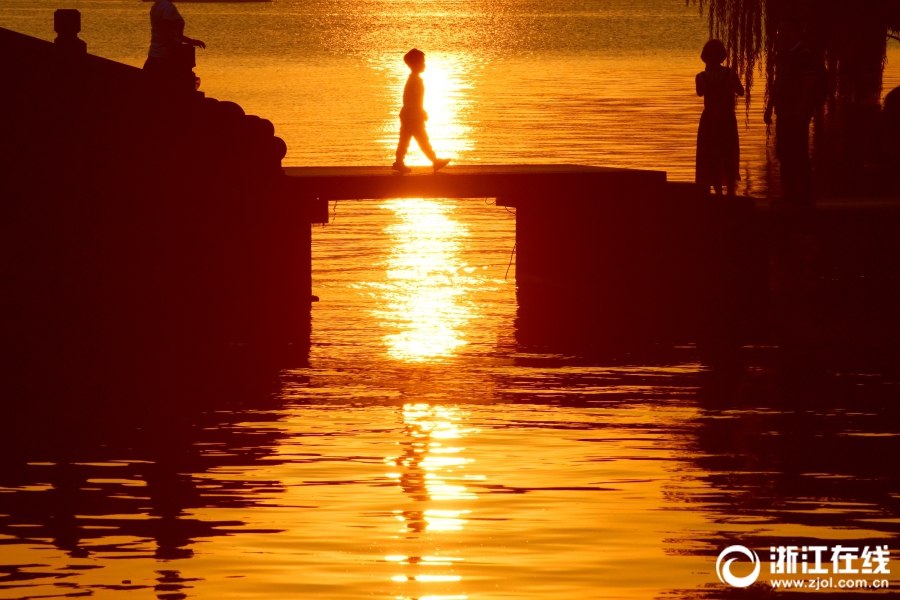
top-left (286, 164), bottom-right (761, 350)
top-left (283, 164), bottom-right (665, 200)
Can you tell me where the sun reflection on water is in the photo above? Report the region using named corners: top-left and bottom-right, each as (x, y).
top-left (385, 404), bottom-right (477, 599)
top-left (376, 198), bottom-right (475, 362)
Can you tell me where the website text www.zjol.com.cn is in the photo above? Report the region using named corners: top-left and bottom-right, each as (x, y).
top-left (715, 544), bottom-right (892, 590)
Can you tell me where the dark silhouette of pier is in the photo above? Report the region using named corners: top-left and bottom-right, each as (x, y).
top-left (284, 164), bottom-right (664, 200)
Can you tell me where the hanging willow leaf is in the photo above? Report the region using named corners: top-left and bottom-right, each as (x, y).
top-left (687, 0), bottom-right (898, 109)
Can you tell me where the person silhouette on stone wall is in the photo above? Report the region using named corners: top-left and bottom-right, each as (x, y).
top-left (143, 0), bottom-right (205, 90)
top-left (695, 39), bottom-right (745, 197)
top-left (392, 49), bottom-right (451, 174)
top-left (764, 20), bottom-right (817, 206)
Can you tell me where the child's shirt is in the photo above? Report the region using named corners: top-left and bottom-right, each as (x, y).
top-left (399, 73), bottom-right (428, 124)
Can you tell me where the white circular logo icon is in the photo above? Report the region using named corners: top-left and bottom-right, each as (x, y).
top-left (716, 545), bottom-right (761, 588)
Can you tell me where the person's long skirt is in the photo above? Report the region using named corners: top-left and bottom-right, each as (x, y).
top-left (696, 110), bottom-right (740, 186)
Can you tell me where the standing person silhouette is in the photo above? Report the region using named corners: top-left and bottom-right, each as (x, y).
top-left (764, 20), bottom-right (817, 206)
top-left (392, 49), bottom-right (451, 174)
top-left (143, 0), bottom-right (205, 88)
top-left (695, 39), bottom-right (745, 197)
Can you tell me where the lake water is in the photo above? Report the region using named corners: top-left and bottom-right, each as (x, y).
top-left (1, 2), bottom-right (900, 599)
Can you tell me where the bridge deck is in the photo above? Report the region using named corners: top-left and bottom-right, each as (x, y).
top-left (282, 164), bottom-right (667, 200)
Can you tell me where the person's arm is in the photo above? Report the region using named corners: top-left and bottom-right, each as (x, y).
top-left (161, 10), bottom-right (205, 49)
top-left (180, 33), bottom-right (205, 49)
top-left (417, 77), bottom-right (428, 120)
top-left (415, 77), bottom-right (426, 109)
top-left (171, 21), bottom-right (205, 49)
top-left (696, 72), bottom-right (705, 97)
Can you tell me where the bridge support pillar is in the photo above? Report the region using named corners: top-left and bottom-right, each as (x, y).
top-left (502, 184), bottom-right (765, 352)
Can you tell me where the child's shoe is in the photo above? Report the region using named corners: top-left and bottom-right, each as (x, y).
top-left (432, 158), bottom-right (451, 172)
top-left (392, 161), bottom-right (412, 174)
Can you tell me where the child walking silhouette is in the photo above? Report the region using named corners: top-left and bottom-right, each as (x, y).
top-left (392, 49), bottom-right (451, 174)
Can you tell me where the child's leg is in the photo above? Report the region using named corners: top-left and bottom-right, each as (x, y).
top-left (395, 123), bottom-right (413, 163)
top-left (411, 124), bottom-right (438, 163)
